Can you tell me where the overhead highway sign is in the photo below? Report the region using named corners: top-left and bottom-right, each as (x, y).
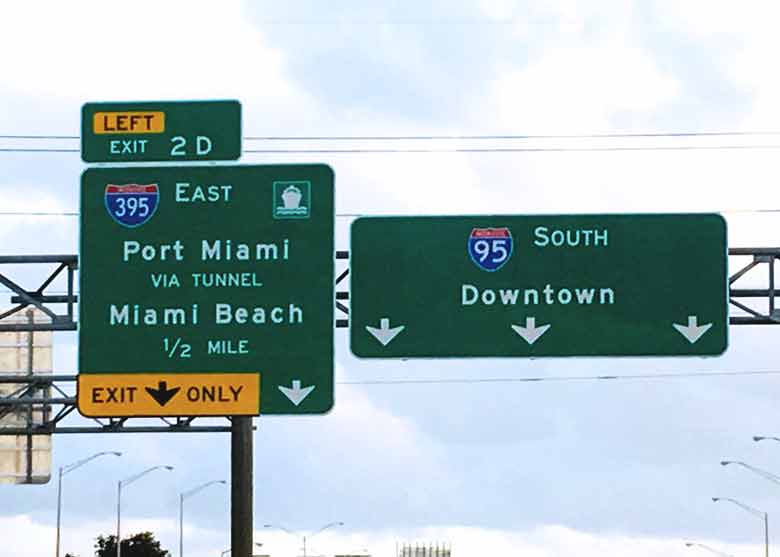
top-left (350, 214), bottom-right (728, 358)
top-left (81, 100), bottom-right (241, 163)
top-left (78, 164), bottom-right (334, 415)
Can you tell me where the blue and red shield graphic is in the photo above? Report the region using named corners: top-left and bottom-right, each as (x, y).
top-left (104, 184), bottom-right (159, 227)
top-left (468, 227), bottom-right (513, 272)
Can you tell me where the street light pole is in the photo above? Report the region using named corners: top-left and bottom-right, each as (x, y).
top-left (712, 497), bottom-right (769, 557)
top-left (720, 459), bottom-right (780, 557)
top-left (116, 481), bottom-right (121, 557)
top-left (55, 451), bottom-right (122, 557)
top-left (220, 543), bottom-right (262, 557)
top-left (754, 436), bottom-right (780, 444)
top-left (263, 521), bottom-right (343, 557)
top-left (178, 479), bottom-right (226, 557)
top-left (307, 521), bottom-right (344, 557)
top-left (178, 494), bottom-right (182, 557)
top-left (116, 465), bottom-right (174, 557)
top-left (721, 460), bottom-right (780, 486)
top-left (684, 541), bottom-right (734, 557)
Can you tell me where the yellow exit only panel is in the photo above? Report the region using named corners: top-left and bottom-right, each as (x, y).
top-left (77, 373), bottom-right (260, 417)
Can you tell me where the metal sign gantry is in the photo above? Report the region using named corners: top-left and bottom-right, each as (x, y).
top-left (339, 246), bottom-right (779, 329)
top-left (0, 246), bottom-right (777, 437)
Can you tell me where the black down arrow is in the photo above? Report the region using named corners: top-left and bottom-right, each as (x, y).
top-left (145, 381), bottom-right (181, 407)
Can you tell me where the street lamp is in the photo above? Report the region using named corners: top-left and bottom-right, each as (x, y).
top-left (219, 543), bottom-right (263, 557)
top-left (179, 479), bottom-right (226, 557)
top-left (264, 521), bottom-right (344, 557)
top-left (116, 465), bottom-right (174, 557)
top-left (55, 451), bottom-right (122, 557)
top-left (755, 436), bottom-right (780, 444)
top-left (712, 497), bottom-right (769, 557)
top-left (685, 541), bottom-right (735, 557)
top-left (721, 460), bottom-right (780, 485)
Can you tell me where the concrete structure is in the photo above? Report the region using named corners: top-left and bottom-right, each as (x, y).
top-left (0, 308), bottom-right (52, 484)
top-left (398, 543), bottom-right (451, 557)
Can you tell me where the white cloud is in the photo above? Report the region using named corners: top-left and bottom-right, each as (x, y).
top-left (0, 186), bottom-right (69, 218)
top-left (0, 0), bottom-right (322, 136)
top-left (479, 0), bottom-right (518, 21)
top-left (0, 515), bottom-right (759, 557)
top-left (0, 1), bottom-right (281, 99)
top-left (653, 1), bottom-right (780, 130)
top-left (0, 515), bottom-right (167, 557)
top-left (260, 367), bottom-right (459, 515)
top-left (0, 186), bottom-right (76, 254)
top-left (653, 0), bottom-right (780, 37)
top-left (336, 152), bottom-right (486, 215)
top-left (484, 42), bottom-right (679, 133)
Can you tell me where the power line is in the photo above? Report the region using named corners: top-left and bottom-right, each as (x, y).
top-left (7, 145), bottom-right (780, 154)
top-left (337, 369), bottom-right (780, 385)
top-left (0, 212), bottom-right (375, 217)
top-left (243, 145), bottom-right (780, 154)
top-left (1, 209), bottom-right (780, 218)
top-left (6, 369), bottom-right (780, 386)
top-left (0, 135), bottom-right (78, 140)
top-left (244, 131), bottom-right (780, 141)
top-left (0, 148), bottom-right (78, 153)
top-left (0, 212), bottom-right (78, 216)
top-left (0, 362), bottom-right (776, 384)
top-left (5, 131), bottom-right (780, 142)
top-left (252, 19), bottom-right (553, 25)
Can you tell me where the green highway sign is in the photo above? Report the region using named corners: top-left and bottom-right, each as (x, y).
top-left (350, 214), bottom-right (728, 358)
top-left (81, 100), bottom-right (241, 163)
top-left (79, 164), bottom-right (334, 415)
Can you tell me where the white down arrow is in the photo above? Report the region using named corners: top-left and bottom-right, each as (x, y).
top-left (673, 315), bottom-right (713, 344)
top-left (278, 380), bottom-right (315, 406)
top-left (366, 317), bottom-right (405, 346)
top-left (511, 317), bottom-right (551, 345)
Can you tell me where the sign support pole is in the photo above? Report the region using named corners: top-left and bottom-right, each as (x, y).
top-left (25, 309), bottom-right (34, 484)
top-left (231, 416), bottom-right (253, 557)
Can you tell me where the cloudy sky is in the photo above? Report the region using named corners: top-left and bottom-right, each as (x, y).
top-left (2, 1), bottom-right (780, 556)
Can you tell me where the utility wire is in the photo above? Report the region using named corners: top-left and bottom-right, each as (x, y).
top-left (6, 129), bottom-right (780, 154)
top-left (0, 148), bottom-right (78, 153)
top-left (251, 19), bottom-right (561, 25)
top-left (337, 369), bottom-right (780, 385)
top-left (0, 212), bottom-right (78, 216)
top-left (1, 209), bottom-right (779, 217)
top-left (6, 131), bottom-right (780, 141)
top-left (243, 145), bottom-right (780, 154)
top-left (0, 212), bottom-right (377, 217)
top-left (0, 135), bottom-right (78, 140)
top-left (6, 145), bottom-right (780, 154)
top-left (5, 369), bottom-right (780, 386)
top-left (244, 131), bottom-right (780, 141)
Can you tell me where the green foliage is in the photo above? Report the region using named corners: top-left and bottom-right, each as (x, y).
top-left (94, 532), bottom-right (170, 557)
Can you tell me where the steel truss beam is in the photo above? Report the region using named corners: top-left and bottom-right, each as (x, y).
top-left (729, 247), bottom-right (779, 324)
top-left (0, 255), bottom-right (77, 331)
top-left (335, 250), bottom-right (349, 328)
top-left (0, 248), bottom-right (775, 436)
top-left (336, 248), bottom-right (780, 328)
top-left (1, 250), bottom-right (777, 331)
